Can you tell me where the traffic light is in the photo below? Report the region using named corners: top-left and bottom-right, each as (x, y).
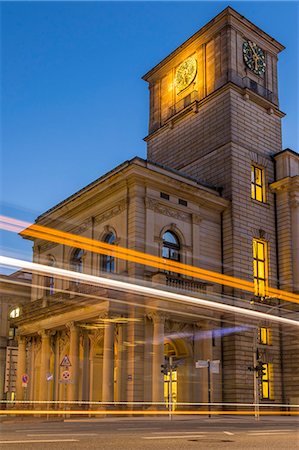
top-left (261, 364), bottom-right (267, 377)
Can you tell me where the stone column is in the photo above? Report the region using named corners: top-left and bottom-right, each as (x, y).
top-left (102, 321), bottom-right (115, 403)
top-left (39, 330), bottom-right (51, 402)
top-left (82, 331), bottom-right (90, 403)
top-left (149, 313), bottom-right (165, 405)
top-left (16, 336), bottom-right (27, 401)
top-left (67, 322), bottom-right (80, 403)
top-left (53, 334), bottom-right (60, 402)
top-left (290, 193), bottom-right (299, 293)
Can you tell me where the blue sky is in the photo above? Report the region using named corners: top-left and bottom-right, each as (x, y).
top-left (1, 1), bottom-right (298, 268)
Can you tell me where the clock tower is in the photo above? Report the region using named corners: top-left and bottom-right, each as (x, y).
top-left (143, 7), bottom-right (289, 403)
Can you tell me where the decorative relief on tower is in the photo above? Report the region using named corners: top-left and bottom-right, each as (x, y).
top-left (145, 197), bottom-right (190, 222)
top-left (175, 56), bottom-right (197, 93)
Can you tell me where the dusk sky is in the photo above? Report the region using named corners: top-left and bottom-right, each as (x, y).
top-left (1, 1), bottom-right (298, 268)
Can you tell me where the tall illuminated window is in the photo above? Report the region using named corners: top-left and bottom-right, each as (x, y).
top-left (251, 165), bottom-right (265, 202)
top-left (259, 327), bottom-right (271, 345)
top-left (261, 363), bottom-right (274, 400)
top-left (253, 239), bottom-right (268, 297)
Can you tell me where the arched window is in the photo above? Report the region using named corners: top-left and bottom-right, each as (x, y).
top-left (162, 231), bottom-right (180, 262)
top-left (45, 255), bottom-right (55, 296)
top-left (71, 249), bottom-right (84, 273)
top-left (101, 232), bottom-right (116, 273)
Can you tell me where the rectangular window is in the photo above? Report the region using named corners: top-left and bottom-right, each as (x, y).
top-left (160, 192), bottom-right (170, 200)
top-left (261, 363), bottom-right (274, 400)
top-left (251, 165), bottom-right (265, 203)
top-left (253, 239), bottom-right (268, 297)
top-left (259, 327), bottom-right (271, 345)
top-left (178, 199), bottom-right (187, 206)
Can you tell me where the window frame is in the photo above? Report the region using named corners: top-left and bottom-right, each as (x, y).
top-left (251, 164), bottom-right (266, 203)
top-left (101, 232), bottom-right (116, 273)
top-left (259, 327), bottom-right (271, 345)
top-left (261, 362), bottom-right (274, 400)
top-left (253, 238), bottom-right (268, 297)
top-left (162, 231), bottom-right (180, 263)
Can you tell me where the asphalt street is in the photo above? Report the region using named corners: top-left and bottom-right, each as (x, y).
top-left (0, 415), bottom-right (298, 449)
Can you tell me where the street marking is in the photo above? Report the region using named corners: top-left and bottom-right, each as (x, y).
top-left (248, 432), bottom-right (294, 436)
top-left (0, 439), bottom-right (79, 444)
top-left (248, 429), bottom-right (293, 433)
top-left (143, 435), bottom-right (205, 439)
top-left (223, 431), bottom-right (234, 435)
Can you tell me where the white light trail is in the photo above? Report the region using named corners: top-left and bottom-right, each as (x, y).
top-left (1, 256), bottom-right (298, 328)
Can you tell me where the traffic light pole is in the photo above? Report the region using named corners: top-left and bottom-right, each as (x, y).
top-left (169, 356), bottom-right (173, 421)
top-left (207, 360), bottom-right (211, 418)
top-left (253, 347), bottom-right (260, 421)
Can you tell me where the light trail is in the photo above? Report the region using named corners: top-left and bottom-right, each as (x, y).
top-left (0, 410), bottom-right (298, 416)
top-left (1, 215), bottom-right (298, 304)
top-left (1, 256), bottom-right (299, 328)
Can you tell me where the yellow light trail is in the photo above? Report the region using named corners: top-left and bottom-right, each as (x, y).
top-left (1, 256), bottom-right (299, 328)
top-left (0, 410), bottom-right (298, 416)
top-left (1, 215), bottom-right (298, 304)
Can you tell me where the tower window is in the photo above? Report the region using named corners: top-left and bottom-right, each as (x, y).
top-left (261, 363), bottom-right (274, 400)
top-left (259, 327), bottom-right (271, 345)
top-left (251, 165), bottom-right (265, 202)
top-left (253, 239), bottom-right (268, 297)
top-left (101, 232), bottom-right (116, 273)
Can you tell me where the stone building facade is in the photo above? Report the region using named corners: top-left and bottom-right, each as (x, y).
top-left (11, 7), bottom-right (298, 409)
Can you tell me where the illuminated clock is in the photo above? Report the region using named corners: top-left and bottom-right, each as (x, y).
top-left (175, 56), bottom-right (197, 93)
top-left (243, 40), bottom-right (266, 76)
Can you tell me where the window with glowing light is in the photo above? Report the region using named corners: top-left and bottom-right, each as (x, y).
top-left (251, 165), bottom-right (266, 202)
top-left (261, 363), bottom-right (274, 400)
top-left (253, 239), bottom-right (268, 297)
top-left (259, 327), bottom-right (271, 345)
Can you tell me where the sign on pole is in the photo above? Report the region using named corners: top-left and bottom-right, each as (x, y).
top-left (195, 360), bottom-right (208, 368)
top-left (60, 354), bottom-right (72, 367)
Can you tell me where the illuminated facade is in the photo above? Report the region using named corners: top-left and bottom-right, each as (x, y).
top-left (10, 7), bottom-right (298, 409)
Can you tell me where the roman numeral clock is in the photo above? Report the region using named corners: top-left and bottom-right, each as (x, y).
top-left (243, 40), bottom-right (266, 76)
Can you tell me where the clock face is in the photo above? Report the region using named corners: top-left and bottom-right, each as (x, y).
top-left (175, 56), bottom-right (197, 93)
top-left (243, 40), bottom-right (266, 76)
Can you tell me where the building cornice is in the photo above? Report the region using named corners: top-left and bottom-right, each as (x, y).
top-left (270, 175), bottom-right (299, 194)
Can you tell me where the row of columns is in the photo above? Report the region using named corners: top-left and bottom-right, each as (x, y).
top-left (16, 312), bottom-right (194, 405)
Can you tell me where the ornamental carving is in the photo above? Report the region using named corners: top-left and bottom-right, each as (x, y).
top-left (147, 311), bottom-right (166, 324)
top-left (145, 198), bottom-right (190, 222)
top-left (68, 219), bottom-right (93, 236)
top-left (95, 199), bottom-right (128, 225)
top-left (192, 214), bottom-right (202, 224)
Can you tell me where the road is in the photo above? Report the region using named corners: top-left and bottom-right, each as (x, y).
top-left (0, 415), bottom-right (298, 449)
